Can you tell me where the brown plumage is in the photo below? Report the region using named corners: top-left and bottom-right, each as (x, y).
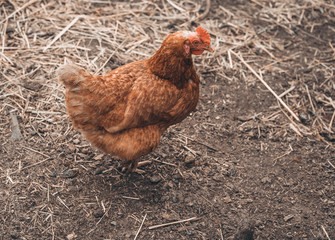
top-left (57, 27), bottom-right (212, 172)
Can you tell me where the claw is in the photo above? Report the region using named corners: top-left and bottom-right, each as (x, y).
top-left (137, 160), bottom-right (152, 168)
top-left (121, 160), bottom-right (152, 174)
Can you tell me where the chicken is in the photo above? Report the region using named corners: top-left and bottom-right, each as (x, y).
top-left (57, 27), bottom-right (212, 173)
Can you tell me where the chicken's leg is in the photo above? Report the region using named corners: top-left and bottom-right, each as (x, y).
top-left (122, 159), bottom-right (152, 174)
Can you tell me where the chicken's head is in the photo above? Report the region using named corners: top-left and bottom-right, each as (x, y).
top-left (183, 27), bottom-right (213, 55)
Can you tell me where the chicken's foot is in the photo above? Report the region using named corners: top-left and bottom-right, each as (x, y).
top-left (122, 160), bottom-right (152, 174)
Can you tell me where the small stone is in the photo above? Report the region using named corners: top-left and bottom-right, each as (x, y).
top-left (73, 139), bottom-right (80, 144)
top-left (66, 232), bottom-right (77, 240)
top-left (94, 168), bottom-right (104, 175)
top-left (177, 225), bottom-right (187, 232)
top-left (172, 196), bottom-right (178, 203)
top-left (284, 178), bottom-right (294, 187)
top-left (185, 155), bottom-right (195, 165)
top-left (61, 169), bottom-right (79, 179)
top-left (10, 232), bottom-right (19, 239)
top-left (68, 144), bottom-right (75, 152)
top-left (184, 197), bottom-right (194, 206)
top-left (161, 195), bottom-right (169, 202)
top-left (241, 198), bottom-right (253, 204)
top-left (224, 196), bottom-right (232, 203)
top-left (235, 115), bottom-right (253, 122)
top-left (150, 175), bottom-right (161, 184)
top-left (286, 232), bottom-right (293, 239)
top-left (233, 227), bottom-right (254, 240)
top-left (110, 221), bottom-right (117, 226)
top-left (213, 174), bottom-right (222, 182)
top-left (81, 148), bottom-right (89, 154)
top-left (94, 154), bottom-right (104, 160)
top-left (162, 212), bottom-right (179, 221)
top-left (299, 113), bottom-right (309, 124)
top-left (30, 130), bottom-right (37, 136)
top-left (261, 176), bottom-right (271, 184)
top-left (49, 173), bottom-right (57, 178)
top-left (284, 214), bottom-right (294, 222)
top-left (94, 210), bottom-right (104, 218)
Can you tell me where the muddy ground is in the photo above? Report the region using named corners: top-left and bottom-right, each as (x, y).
top-left (1, 0), bottom-right (335, 239)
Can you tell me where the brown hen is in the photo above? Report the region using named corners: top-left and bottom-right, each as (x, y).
top-left (57, 27), bottom-right (212, 172)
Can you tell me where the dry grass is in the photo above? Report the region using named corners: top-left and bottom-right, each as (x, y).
top-left (0, 0), bottom-right (335, 238)
top-left (1, 0), bottom-right (334, 147)
top-left (215, 1), bottom-right (335, 141)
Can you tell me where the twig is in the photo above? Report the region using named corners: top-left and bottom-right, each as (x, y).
top-left (22, 146), bottom-right (51, 158)
top-left (0, 157), bottom-right (53, 179)
top-left (329, 110), bottom-right (335, 130)
top-left (57, 196), bottom-right (70, 210)
top-left (87, 206), bottom-right (111, 234)
top-left (152, 158), bottom-right (177, 167)
top-left (183, 145), bottom-right (198, 156)
top-left (47, 184), bottom-right (50, 202)
top-left (148, 217), bottom-right (200, 230)
top-left (134, 213), bottom-right (147, 240)
top-left (327, 160), bottom-right (335, 169)
top-left (179, 134), bottom-right (219, 152)
top-left (280, 108), bottom-right (303, 137)
top-left (122, 196), bottom-right (140, 200)
top-left (219, 225), bottom-right (224, 240)
top-left (95, 37), bottom-right (129, 74)
top-left (289, 123), bottom-right (303, 137)
top-left (0, 146), bottom-right (52, 178)
top-left (305, 85), bottom-right (316, 114)
top-left (278, 85), bottom-right (295, 98)
top-left (272, 150), bottom-right (292, 165)
top-left (43, 16), bottom-right (81, 52)
top-left (227, 49), bottom-right (233, 68)
top-left (25, 110), bottom-right (62, 115)
top-left (321, 225), bottom-right (331, 240)
top-left (230, 50), bottom-right (300, 123)
top-left (95, 206), bottom-right (111, 226)
top-left (0, 52), bottom-right (13, 65)
top-left (195, 0), bottom-right (211, 21)
top-left (295, 27), bottom-right (327, 43)
top-left (166, 0), bottom-right (185, 12)
top-left (0, 0), bottom-right (39, 24)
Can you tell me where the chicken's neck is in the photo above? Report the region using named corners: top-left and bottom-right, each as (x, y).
top-left (148, 48), bottom-right (196, 88)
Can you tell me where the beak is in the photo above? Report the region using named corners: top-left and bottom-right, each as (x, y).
top-left (204, 45), bottom-right (214, 52)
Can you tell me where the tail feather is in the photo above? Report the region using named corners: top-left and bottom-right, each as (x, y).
top-left (57, 64), bottom-right (97, 131)
top-left (57, 64), bottom-right (90, 87)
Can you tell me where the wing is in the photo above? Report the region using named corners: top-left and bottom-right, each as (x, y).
top-left (100, 73), bottom-right (184, 133)
top-left (101, 70), bottom-right (200, 133)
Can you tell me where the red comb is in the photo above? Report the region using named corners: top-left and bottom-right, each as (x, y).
top-left (196, 27), bottom-right (210, 45)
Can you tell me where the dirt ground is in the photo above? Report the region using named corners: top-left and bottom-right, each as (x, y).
top-left (1, 0), bottom-right (335, 239)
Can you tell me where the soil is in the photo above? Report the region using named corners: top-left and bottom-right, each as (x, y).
top-left (1, 0), bottom-right (335, 239)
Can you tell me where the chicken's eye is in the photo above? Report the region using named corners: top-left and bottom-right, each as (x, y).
top-left (193, 40), bottom-right (200, 47)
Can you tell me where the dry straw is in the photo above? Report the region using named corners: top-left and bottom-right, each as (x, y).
top-left (0, 0), bottom-right (334, 238)
top-left (1, 0), bottom-right (334, 179)
top-left (1, 0), bottom-right (334, 147)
